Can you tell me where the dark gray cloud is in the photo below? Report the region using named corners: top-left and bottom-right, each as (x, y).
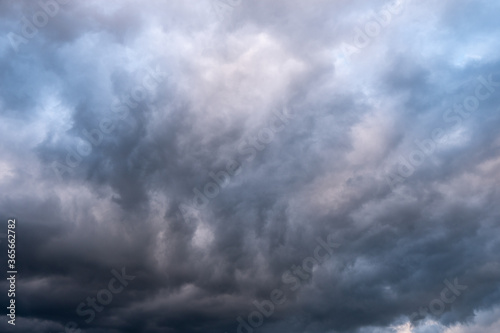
top-left (1, 0), bottom-right (500, 332)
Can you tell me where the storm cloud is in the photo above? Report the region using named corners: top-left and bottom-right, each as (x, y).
top-left (1, 0), bottom-right (500, 332)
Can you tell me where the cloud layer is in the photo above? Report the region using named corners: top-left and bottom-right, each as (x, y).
top-left (1, 0), bottom-right (500, 332)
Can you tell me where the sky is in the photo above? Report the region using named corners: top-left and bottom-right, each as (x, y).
top-left (1, 0), bottom-right (500, 332)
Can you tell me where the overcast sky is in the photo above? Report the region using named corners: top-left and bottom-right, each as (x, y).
top-left (1, 0), bottom-right (500, 332)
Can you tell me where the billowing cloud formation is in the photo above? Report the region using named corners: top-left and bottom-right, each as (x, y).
top-left (1, 0), bottom-right (500, 332)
